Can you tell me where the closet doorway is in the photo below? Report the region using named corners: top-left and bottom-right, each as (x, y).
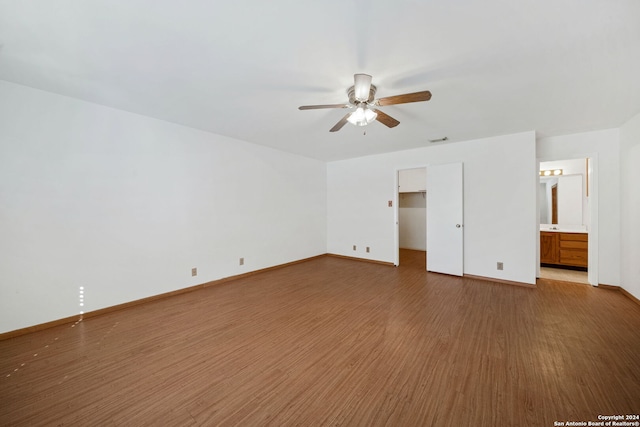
top-left (397, 167), bottom-right (427, 268)
top-left (395, 163), bottom-right (464, 276)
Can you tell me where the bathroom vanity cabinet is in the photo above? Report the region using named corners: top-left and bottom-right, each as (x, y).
top-left (540, 231), bottom-right (588, 269)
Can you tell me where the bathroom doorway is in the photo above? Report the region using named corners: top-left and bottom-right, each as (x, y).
top-left (538, 157), bottom-right (597, 285)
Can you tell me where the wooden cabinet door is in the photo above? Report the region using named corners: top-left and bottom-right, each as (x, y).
top-left (540, 232), bottom-right (559, 264)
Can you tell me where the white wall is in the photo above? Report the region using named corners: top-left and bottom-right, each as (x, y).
top-left (327, 132), bottom-right (538, 284)
top-left (0, 81), bottom-right (327, 333)
top-left (399, 192), bottom-right (427, 251)
top-left (398, 168), bottom-right (426, 192)
top-left (620, 112), bottom-right (640, 300)
top-left (537, 129), bottom-right (620, 286)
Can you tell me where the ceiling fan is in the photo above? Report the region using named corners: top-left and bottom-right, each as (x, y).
top-left (298, 73), bottom-right (432, 132)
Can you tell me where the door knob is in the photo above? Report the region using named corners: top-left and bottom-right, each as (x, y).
top-left (456, 224), bottom-right (461, 228)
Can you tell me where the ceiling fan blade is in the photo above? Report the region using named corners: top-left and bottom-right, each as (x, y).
top-left (299, 104), bottom-right (350, 110)
top-left (373, 109), bottom-right (400, 128)
top-left (375, 90), bottom-right (432, 106)
top-left (354, 74), bottom-right (372, 101)
top-left (329, 113), bottom-right (352, 132)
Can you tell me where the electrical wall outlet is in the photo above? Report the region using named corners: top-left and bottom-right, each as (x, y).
top-left (366, 247), bottom-right (370, 253)
top-left (239, 257), bottom-right (244, 266)
top-left (497, 262), bottom-right (504, 271)
top-left (191, 267), bottom-right (197, 276)
top-left (353, 245), bottom-right (357, 251)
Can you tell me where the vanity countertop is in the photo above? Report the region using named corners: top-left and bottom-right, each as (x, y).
top-left (540, 228), bottom-right (587, 234)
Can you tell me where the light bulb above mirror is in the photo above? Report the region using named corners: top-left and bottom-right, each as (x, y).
top-left (540, 169), bottom-right (563, 176)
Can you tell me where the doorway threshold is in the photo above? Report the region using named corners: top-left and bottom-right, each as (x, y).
top-left (539, 266), bottom-right (589, 285)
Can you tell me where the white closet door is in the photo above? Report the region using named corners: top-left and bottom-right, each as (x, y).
top-left (426, 162), bottom-right (464, 276)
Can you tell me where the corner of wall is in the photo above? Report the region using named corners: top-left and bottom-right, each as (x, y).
top-left (619, 111), bottom-right (640, 300)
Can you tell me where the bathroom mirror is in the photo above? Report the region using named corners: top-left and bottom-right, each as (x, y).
top-left (539, 175), bottom-right (583, 226)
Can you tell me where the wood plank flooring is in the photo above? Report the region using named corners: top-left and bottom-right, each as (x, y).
top-left (2, 250), bottom-right (639, 426)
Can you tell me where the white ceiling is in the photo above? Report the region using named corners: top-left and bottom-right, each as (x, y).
top-left (1, 0), bottom-right (639, 161)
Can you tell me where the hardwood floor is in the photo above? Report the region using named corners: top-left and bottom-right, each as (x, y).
top-left (2, 250), bottom-right (639, 426)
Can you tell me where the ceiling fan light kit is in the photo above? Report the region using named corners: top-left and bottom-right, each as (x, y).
top-left (299, 73), bottom-right (432, 132)
top-left (347, 106), bottom-right (377, 126)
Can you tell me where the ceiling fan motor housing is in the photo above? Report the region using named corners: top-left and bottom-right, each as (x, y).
top-left (348, 85), bottom-right (377, 105)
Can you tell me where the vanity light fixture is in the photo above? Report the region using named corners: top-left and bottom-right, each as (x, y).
top-left (540, 169), bottom-right (563, 177)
